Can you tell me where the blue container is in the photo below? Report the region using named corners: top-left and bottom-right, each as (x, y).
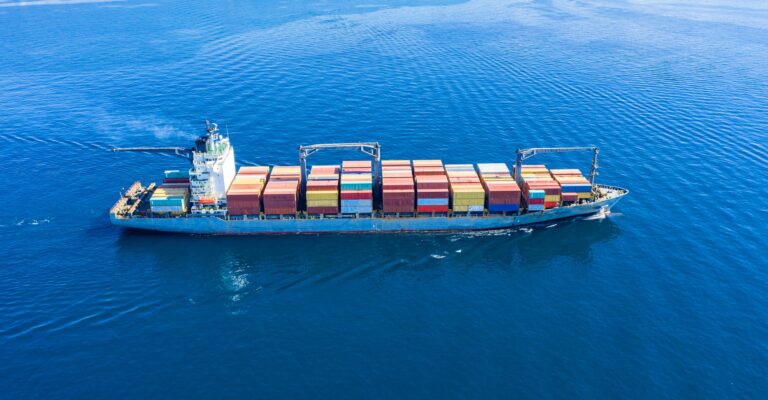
top-left (340, 183), bottom-right (373, 190)
top-left (341, 206), bottom-right (373, 213)
top-left (489, 204), bottom-right (519, 212)
top-left (417, 198), bottom-right (449, 206)
top-left (560, 184), bottom-right (591, 192)
top-left (341, 199), bottom-right (373, 208)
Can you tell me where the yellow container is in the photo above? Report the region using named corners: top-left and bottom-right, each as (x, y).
top-left (451, 191), bottom-right (485, 200)
top-left (306, 191), bottom-right (338, 201)
top-left (544, 195), bottom-right (560, 202)
top-left (578, 192), bottom-right (594, 199)
top-left (452, 199), bottom-right (484, 206)
top-left (453, 205), bottom-right (469, 212)
top-left (307, 200), bottom-right (339, 207)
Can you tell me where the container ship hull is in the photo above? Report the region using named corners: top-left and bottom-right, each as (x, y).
top-left (111, 184), bottom-right (626, 235)
top-left (110, 126), bottom-right (628, 235)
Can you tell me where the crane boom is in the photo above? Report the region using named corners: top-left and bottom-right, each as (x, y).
top-left (298, 142), bottom-right (381, 209)
top-left (112, 146), bottom-right (194, 161)
top-left (514, 146), bottom-right (599, 185)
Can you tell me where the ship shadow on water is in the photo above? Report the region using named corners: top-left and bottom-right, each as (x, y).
top-left (114, 217), bottom-right (623, 291)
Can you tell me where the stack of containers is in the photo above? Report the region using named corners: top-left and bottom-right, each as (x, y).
top-left (340, 161), bottom-right (373, 213)
top-left (518, 165), bottom-right (561, 210)
top-left (550, 169), bottom-right (593, 204)
top-left (477, 163), bottom-right (521, 212)
top-left (150, 186), bottom-right (189, 214)
top-left (306, 165), bottom-right (340, 214)
top-left (413, 160), bottom-right (449, 212)
top-left (381, 160), bottom-right (415, 213)
top-left (444, 164), bottom-right (485, 213)
top-left (162, 169), bottom-right (190, 189)
top-left (226, 166), bottom-right (270, 216)
top-left (263, 166), bottom-right (301, 214)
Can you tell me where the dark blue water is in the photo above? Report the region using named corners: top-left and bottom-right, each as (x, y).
top-left (2, 0), bottom-right (767, 398)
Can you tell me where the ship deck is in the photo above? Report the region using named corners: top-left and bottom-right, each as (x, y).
top-left (110, 184), bottom-right (628, 234)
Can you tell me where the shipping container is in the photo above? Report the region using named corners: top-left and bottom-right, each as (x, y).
top-left (306, 165), bottom-right (339, 214)
top-left (551, 168), bottom-right (593, 202)
top-left (341, 161), bottom-right (372, 213)
top-left (414, 161), bottom-right (449, 212)
top-left (262, 165), bottom-right (300, 214)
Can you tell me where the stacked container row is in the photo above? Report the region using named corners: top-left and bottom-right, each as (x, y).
top-left (263, 166), bottom-right (301, 214)
top-left (150, 186), bottom-right (189, 214)
top-left (382, 160), bottom-right (415, 213)
top-left (306, 165), bottom-right (340, 214)
top-left (445, 164), bottom-right (485, 213)
top-left (518, 165), bottom-right (561, 211)
top-left (477, 163), bottom-right (521, 212)
top-left (413, 160), bottom-right (449, 212)
top-left (226, 166), bottom-right (269, 216)
top-left (162, 169), bottom-right (191, 189)
top-left (341, 161), bottom-right (373, 213)
top-left (550, 169), bottom-right (593, 204)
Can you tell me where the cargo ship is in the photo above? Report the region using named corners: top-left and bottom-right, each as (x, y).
top-left (110, 122), bottom-right (628, 234)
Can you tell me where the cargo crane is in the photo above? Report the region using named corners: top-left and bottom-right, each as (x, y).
top-left (111, 121), bottom-right (221, 162)
top-left (298, 142), bottom-right (381, 209)
top-left (514, 146), bottom-right (599, 185)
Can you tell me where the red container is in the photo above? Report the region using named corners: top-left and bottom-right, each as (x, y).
top-left (263, 192), bottom-right (296, 202)
top-left (382, 171), bottom-right (413, 178)
top-left (526, 198), bottom-right (545, 205)
top-left (544, 202), bottom-right (558, 209)
top-left (549, 169), bottom-right (583, 176)
top-left (163, 178), bottom-right (190, 183)
top-left (383, 190), bottom-right (414, 200)
top-left (416, 180), bottom-right (449, 190)
top-left (342, 160), bottom-right (372, 167)
top-left (383, 184), bottom-right (415, 191)
top-left (382, 160), bottom-right (412, 166)
top-left (416, 205), bottom-right (449, 212)
top-left (239, 166), bottom-right (270, 175)
top-left (413, 167), bottom-right (446, 176)
top-left (412, 160), bottom-right (443, 167)
top-left (263, 207), bottom-right (296, 214)
top-left (383, 205), bottom-right (415, 212)
top-left (561, 193), bottom-right (578, 202)
top-left (228, 205), bottom-right (260, 215)
top-left (160, 182), bottom-right (190, 189)
top-left (227, 192), bottom-right (262, 215)
top-left (307, 181), bottom-right (339, 191)
top-left (488, 196), bottom-right (520, 205)
top-left (383, 197), bottom-right (415, 206)
top-left (416, 189), bottom-right (449, 199)
top-left (306, 206), bottom-right (339, 214)
top-left (340, 191), bottom-right (372, 200)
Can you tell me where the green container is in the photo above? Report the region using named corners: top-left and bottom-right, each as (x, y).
top-left (164, 169), bottom-right (190, 179)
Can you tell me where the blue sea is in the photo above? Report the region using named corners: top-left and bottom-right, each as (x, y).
top-left (1, 0), bottom-right (767, 398)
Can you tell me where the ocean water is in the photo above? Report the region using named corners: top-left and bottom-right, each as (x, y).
top-left (1, 0), bottom-right (767, 398)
